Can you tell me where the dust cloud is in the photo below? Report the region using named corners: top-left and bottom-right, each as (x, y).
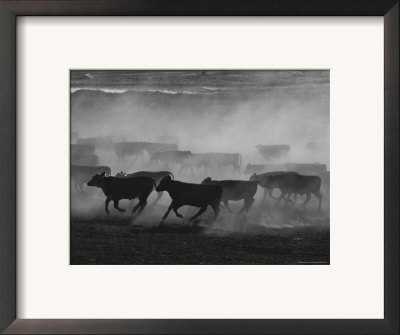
top-left (70, 70), bottom-right (329, 227)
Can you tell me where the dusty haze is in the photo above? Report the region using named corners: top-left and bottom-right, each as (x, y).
top-left (71, 70), bottom-right (329, 169)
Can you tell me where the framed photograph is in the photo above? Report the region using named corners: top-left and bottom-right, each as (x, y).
top-left (0, 1), bottom-right (398, 334)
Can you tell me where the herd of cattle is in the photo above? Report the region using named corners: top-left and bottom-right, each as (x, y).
top-left (71, 135), bottom-right (328, 224)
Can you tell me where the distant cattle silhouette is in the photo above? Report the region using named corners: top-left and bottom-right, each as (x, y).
top-left (305, 141), bottom-right (329, 153)
top-left (201, 177), bottom-right (257, 214)
top-left (206, 153), bottom-right (241, 174)
top-left (256, 145), bottom-right (290, 161)
top-left (180, 152), bottom-right (241, 175)
top-left (179, 153), bottom-right (212, 174)
top-left (284, 162), bottom-right (327, 175)
top-left (71, 164), bottom-right (111, 191)
top-left (77, 136), bottom-right (114, 150)
top-left (71, 144), bottom-right (95, 156)
top-left (150, 150), bottom-right (192, 169)
top-left (156, 176), bottom-right (222, 225)
top-left (156, 135), bottom-right (179, 146)
top-left (113, 142), bottom-right (178, 160)
top-left (87, 173), bottom-right (155, 215)
top-left (71, 154), bottom-right (99, 166)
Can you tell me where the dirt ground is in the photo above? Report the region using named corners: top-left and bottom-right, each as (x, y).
top-left (70, 197), bottom-right (330, 265)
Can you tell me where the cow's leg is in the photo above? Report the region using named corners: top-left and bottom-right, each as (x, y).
top-left (136, 198), bottom-right (148, 214)
top-left (113, 200), bottom-right (126, 212)
top-left (301, 193), bottom-right (311, 208)
top-left (132, 201), bottom-right (141, 214)
top-left (260, 187), bottom-right (268, 205)
top-left (189, 206), bottom-right (207, 221)
top-left (238, 199), bottom-right (247, 215)
top-left (275, 192), bottom-right (287, 207)
top-left (105, 197), bottom-right (111, 214)
top-left (160, 202), bottom-right (174, 225)
top-left (210, 202), bottom-right (220, 220)
top-left (314, 191), bottom-right (323, 211)
top-left (284, 193), bottom-right (293, 207)
top-left (173, 205), bottom-right (184, 218)
top-left (239, 198), bottom-right (255, 215)
top-left (245, 198), bottom-right (255, 213)
top-left (223, 200), bottom-right (232, 213)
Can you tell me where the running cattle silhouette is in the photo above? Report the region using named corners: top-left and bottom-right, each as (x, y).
top-left (115, 170), bottom-right (174, 203)
top-left (115, 170), bottom-right (174, 185)
top-left (156, 176), bottom-right (222, 225)
top-left (250, 171), bottom-right (299, 204)
top-left (87, 173), bottom-right (155, 215)
top-left (251, 172), bottom-right (322, 209)
top-left (201, 177), bottom-right (257, 214)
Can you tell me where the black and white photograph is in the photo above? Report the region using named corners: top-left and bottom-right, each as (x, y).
top-left (70, 70), bottom-right (330, 265)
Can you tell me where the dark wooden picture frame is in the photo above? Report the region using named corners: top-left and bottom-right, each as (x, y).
top-left (0, 1), bottom-right (398, 334)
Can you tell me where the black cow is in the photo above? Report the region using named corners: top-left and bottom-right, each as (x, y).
top-left (201, 177), bottom-right (257, 214)
top-left (156, 176), bottom-right (222, 225)
top-left (87, 173), bottom-right (155, 215)
top-left (256, 144), bottom-right (290, 161)
top-left (71, 164), bottom-right (111, 191)
top-left (115, 170), bottom-right (174, 185)
top-left (260, 173), bottom-right (322, 209)
top-left (115, 170), bottom-right (174, 203)
top-left (71, 154), bottom-right (99, 166)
